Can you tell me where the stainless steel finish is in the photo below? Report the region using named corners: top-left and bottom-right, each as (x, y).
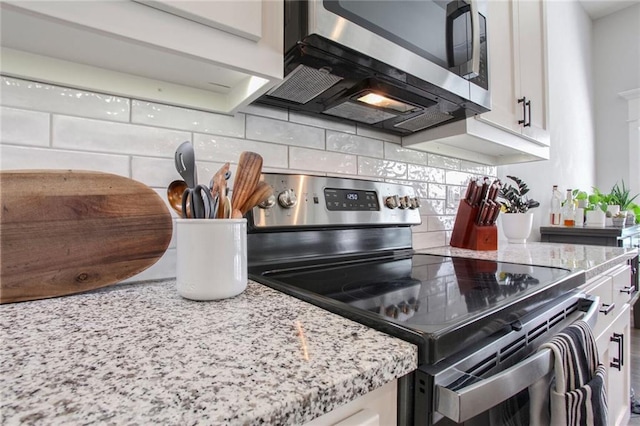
top-left (385, 195), bottom-right (399, 209)
top-left (266, 64), bottom-right (343, 104)
top-left (258, 194), bottom-right (276, 209)
top-left (461, 0), bottom-right (480, 79)
top-left (599, 302), bottom-right (615, 315)
top-left (434, 295), bottom-right (599, 423)
top-left (322, 101), bottom-right (398, 124)
top-left (250, 173), bottom-right (421, 228)
top-left (277, 188), bottom-right (298, 209)
top-left (393, 108), bottom-right (455, 132)
top-left (309, 0), bottom-right (490, 110)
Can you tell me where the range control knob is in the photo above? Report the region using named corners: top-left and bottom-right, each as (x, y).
top-left (398, 196), bottom-right (410, 210)
top-left (385, 195), bottom-right (399, 209)
top-left (278, 189), bottom-right (297, 208)
top-left (258, 194), bottom-right (276, 209)
top-left (409, 197), bottom-right (421, 209)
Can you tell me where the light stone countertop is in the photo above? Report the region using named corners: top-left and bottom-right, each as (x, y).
top-left (2, 242), bottom-right (636, 425)
top-left (416, 242), bottom-right (638, 280)
top-left (0, 280), bottom-right (418, 425)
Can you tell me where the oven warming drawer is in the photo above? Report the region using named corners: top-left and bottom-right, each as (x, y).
top-left (432, 295), bottom-right (598, 423)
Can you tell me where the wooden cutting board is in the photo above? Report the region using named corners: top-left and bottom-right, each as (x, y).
top-left (0, 170), bottom-right (173, 304)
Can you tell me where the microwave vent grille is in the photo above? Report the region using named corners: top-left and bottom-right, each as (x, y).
top-left (266, 65), bottom-right (343, 104)
top-left (323, 101), bottom-right (397, 124)
top-left (394, 109), bottom-right (455, 132)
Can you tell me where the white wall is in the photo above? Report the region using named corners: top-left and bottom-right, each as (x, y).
top-left (593, 3), bottom-right (640, 196)
top-left (499, 0), bottom-right (596, 241)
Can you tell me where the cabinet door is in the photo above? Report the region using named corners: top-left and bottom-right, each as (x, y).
top-left (476, 0), bottom-right (549, 146)
top-left (513, 0), bottom-right (549, 145)
top-left (597, 305), bottom-right (630, 426)
top-left (132, 1), bottom-right (262, 42)
top-left (478, 0), bottom-right (520, 134)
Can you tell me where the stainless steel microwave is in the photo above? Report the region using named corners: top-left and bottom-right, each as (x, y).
top-left (256, 0), bottom-right (490, 135)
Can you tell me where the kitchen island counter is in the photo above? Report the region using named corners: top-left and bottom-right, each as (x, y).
top-left (417, 241), bottom-right (638, 280)
top-left (0, 280), bottom-right (417, 425)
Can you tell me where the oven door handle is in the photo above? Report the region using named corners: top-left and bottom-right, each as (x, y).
top-left (435, 295), bottom-right (599, 423)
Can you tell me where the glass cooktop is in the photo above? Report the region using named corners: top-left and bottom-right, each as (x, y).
top-left (252, 254), bottom-right (584, 364)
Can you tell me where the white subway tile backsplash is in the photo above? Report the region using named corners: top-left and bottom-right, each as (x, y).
top-left (290, 147), bottom-right (357, 175)
top-left (408, 164), bottom-right (445, 183)
top-left (0, 145), bottom-right (130, 176)
top-left (384, 142), bottom-right (428, 165)
top-left (355, 125), bottom-right (402, 143)
top-left (53, 116), bottom-right (190, 157)
top-left (429, 154), bottom-right (461, 170)
top-left (0, 77), bottom-right (476, 284)
top-left (1, 77), bottom-right (130, 122)
top-left (0, 107), bottom-right (49, 147)
top-left (460, 161), bottom-right (494, 176)
top-left (289, 111), bottom-right (356, 134)
top-left (412, 231), bottom-right (447, 249)
top-left (246, 115), bottom-right (324, 149)
top-left (239, 104), bottom-right (289, 121)
top-left (193, 134), bottom-right (288, 168)
top-left (445, 170), bottom-right (476, 185)
top-left (427, 183), bottom-right (447, 199)
top-left (358, 157), bottom-right (407, 179)
top-left (326, 131), bottom-right (384, 158)
top-left (132, 101), bottom-right (245, 137)
top-left (132, 156), bottom-right (181, 188)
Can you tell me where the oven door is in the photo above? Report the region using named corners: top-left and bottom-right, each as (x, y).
top-left (414, 294), bottom-right (599, 425)
top-left (308, 0), bottom-right (490, 109)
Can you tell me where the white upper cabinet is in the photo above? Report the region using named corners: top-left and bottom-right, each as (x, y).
top-left (479, 0), bottom-right (549, 145)
top-left (0, 1), bottom-right (283, 115)
top-left (402, 0), bottom-right (550, 165)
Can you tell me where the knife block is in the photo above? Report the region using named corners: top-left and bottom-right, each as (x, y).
top-left (450, 200), bottom-right (498, 251)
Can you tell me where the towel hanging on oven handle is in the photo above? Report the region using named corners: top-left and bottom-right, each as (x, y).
top-left (435, 294), bottom-right (600, 423)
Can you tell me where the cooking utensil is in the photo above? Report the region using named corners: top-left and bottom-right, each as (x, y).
top-left (167, 179), bottom-right (189, 216)
top-left (182, 184), bottom-right (217, 219)
top-left (210, 163), bottom-right (231, 219)
top-left (231, 152), bottom-right (263, 213)
top-left (174, 141), bottom-right (197, 188)
top-left (240, 181), bottom-right (274, 215)
top-left (0, 170), bottom-right (173, 304)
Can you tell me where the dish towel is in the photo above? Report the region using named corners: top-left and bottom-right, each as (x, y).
top-left (529, 320), bottom-right (607, 426)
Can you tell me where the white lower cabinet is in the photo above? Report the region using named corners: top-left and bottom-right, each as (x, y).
top-left (583, 263), bottom-right (632, 426)
top-left (597, 305), bottom-right (631, 426)
top-left (303, 379), bottom-right (397, 426)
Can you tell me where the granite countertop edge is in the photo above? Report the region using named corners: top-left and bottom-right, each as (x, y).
top-left (0, 280), bottom-right (418, 425)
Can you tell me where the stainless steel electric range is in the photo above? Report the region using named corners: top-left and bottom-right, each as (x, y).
top-left (246, 173), bottom-right (597, 425)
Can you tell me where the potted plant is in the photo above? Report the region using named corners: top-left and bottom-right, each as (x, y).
top-left (573, 187), bottom-right (608, 227)
top-left (498, 176), bottom-right (540, 243)
top-left (609, 180), bottom-right (639, 225)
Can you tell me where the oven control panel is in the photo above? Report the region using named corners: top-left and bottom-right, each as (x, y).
top-left (250, 173), bottom-right (422, 228)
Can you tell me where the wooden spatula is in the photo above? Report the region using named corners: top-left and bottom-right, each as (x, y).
top-left (240, 181), bottom-right (274, 215)
top-left (231, 152), bottom-right (263, 214)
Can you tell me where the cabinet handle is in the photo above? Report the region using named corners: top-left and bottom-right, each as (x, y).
top-left (526, 100), bottom-right (532, 127)
top-left (610, 332), bottom-right (624, 371)
top-left (599, 303), bottom-right (615, 315)
top-left (620, 286), bottom-right (634, 294)
top-left (518, 97), bottom-right (527, 126)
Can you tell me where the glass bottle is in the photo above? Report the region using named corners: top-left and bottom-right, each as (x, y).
top-left (550, 185), bottom-right (562, 225)
top-left (562, 189), bottom-right (576, 227)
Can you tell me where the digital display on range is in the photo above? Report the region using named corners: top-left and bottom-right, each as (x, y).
top-left (324, 188), bottom-right (379, 211)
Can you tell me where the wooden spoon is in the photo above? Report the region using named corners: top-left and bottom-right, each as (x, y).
top-left (240, 181), bottom-right (274, 215)
top-left (231, 152), bottom-right (263, 213)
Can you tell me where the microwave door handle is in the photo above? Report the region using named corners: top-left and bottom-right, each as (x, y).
top-left (466, 0), bottom-right (480, 79)
top-left (445, 0), bottom-right (480, 79)
top-left (435, 295), bottom-right (599, 423)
